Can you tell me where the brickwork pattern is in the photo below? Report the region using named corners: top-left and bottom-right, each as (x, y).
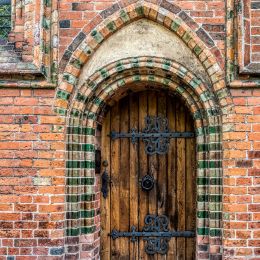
top-left (0, 0), bottom-right (259, 259)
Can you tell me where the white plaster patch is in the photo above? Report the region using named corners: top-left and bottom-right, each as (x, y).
top-left (79, 19), bottom-right (211, 86)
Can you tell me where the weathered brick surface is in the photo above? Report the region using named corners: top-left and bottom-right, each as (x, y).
top-left (0, 0), bottom-right (259, 259)
top-left (0, 89), bottom-right (66, 259)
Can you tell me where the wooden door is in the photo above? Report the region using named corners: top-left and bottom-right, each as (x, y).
top-left (100, 90), bottom-right (196, 260)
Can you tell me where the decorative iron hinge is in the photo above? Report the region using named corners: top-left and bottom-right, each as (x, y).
top-left (109, 116), bottom-right (195, 155)
top-left (109, 215), bottom-right (195, 255)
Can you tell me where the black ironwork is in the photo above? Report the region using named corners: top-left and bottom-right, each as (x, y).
top-left (0, 0), bottom-right (11, 40)
top-left (101, 169), bottom-right (109, 198)
top-left (141, 175), bottom-right (154, 191)
top-left (109, 116), bottom-right (194, 155)
top-left (109, 215), bottom-right (195, 255)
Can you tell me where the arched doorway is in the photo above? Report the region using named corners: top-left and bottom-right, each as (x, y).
top-left (100, 89), bottom-right (196, 259)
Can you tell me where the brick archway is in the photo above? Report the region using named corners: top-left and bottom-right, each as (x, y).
top-left (59, 56), bottom-right (229, 259)
top-left (54, 0), bottom-right (227, 117)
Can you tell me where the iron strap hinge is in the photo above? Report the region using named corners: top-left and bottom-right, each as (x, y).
top-left (109, 215), bottom-right (195, 255)
top-left (108, 116), bottom-right (195, 155)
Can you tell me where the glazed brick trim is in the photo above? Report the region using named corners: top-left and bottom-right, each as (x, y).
top-left (59, 0), bottom-right (224, 74)
top-left (60, 56), bottom-right (225, 259)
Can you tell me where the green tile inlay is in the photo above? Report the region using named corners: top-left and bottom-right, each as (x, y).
top-left (197, 227), bottom-right (209, 235)
top-left (106, 21), bottom-right (116, 32)
top-left (198, 160), bottom-right (222, 169)
top-left (80, 210), bottom-right (95, 218)
top-left (90, 30), bottom-right (103, 43)
top-left (67, 177), bottom-right (95, 186)
top-left (76, 92), bottom-right (88, 102)
top-left (119, 10), bottom-right (130, 23)
top-left (210, 212), bottom-right (222, 219)
top-left (171, 19), bottom-right (181, 32)
top-left (197, 195), bottom-right (208, 202)
top-left (194, 45), bottom-right (202, 55)
top-left (63, 73), bottom-right (77, 85)
top-left (66, 228), bottom-right (79, 236)
top-left (81, 193), bottom-right (95, 201)
top-left (210, 229), bottom-right (222, 237)
top-left (67, 127), bottom-right (95, 135)
top-left (81, 226), bottom-right (95, 234)
top-left (197, 177), bottom-right (209, 185)
top-left (66, 195), bottom-right (79, 203)
top-left (135, 5), bottom-right (144, 15)
top-left (66, 160), bottom-right (95, 169)
top-left (57, 89), bottom-right (70, 100)
top-left (197, 211), bottom-right (209, 218)
top-left (210, 178), bottom-right (222, 185)
top-left (209, 195), bottom-right (222, 202)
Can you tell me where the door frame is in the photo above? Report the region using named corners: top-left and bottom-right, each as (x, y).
top-left (63, 57), bottom-right (224, 259)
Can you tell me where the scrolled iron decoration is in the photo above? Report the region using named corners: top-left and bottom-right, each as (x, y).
top-left (109, 116), bottom-right (194, 155)
top-left (109, 215), bottom-right (195, 255)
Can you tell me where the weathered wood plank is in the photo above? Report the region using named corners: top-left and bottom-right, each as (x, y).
top-left (119, 97), bottom-right (130, 258)
top-left (129, 93), bottom-right (139, 260)
top-left (157, 92), bottom-right (167, 260)
top-left (166, 95), bottom-right (177, 260)
top-left (110, 102), bottom-right (121, 259)
top-left (176, 101), bottom-right (186, 260)
top-left (138, 92), bottom-right (149, 260)
top-left (100, 110), bottom-right (111, 260)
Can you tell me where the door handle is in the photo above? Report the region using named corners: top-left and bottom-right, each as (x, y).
top-left (101, 160), bottom-right (109, 198)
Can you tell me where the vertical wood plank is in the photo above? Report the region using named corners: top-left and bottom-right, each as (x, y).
top-left (138, 92), bottom-right (148, 260)
top-left (100, 110), bottom-right (111, 260)
top-left (110, 102), bottom-right (120, 259)
top-left (129, 93), bottom-right (139, 260)
top-left (185, 110), bottom-right (196, 260)
top-left (119, 97), bottom-right (130, 258)
top-left (157, 91), bottom-right (167, 260)
top-left (166, 95), bottom-right (177, 260)
top-left (176, 100), bottom-right (186, 260)
top-left (148, 91), bottom-right (158, 216)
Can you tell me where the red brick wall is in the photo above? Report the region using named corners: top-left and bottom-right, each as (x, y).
top-left (0, 0), bottom-right (259, 259)
top-left (223, 88), bottom-right (260, 258)
top-left (0, 89), bottom-right (66, 259)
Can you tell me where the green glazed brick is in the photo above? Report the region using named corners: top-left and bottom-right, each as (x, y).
top-left (66, 178), bottom-right (79, 186)
top-left (80, 177), bottom-right (95, 185)
top-left (197, 227), bottom-right (209, 235)
top-left (210, 178), bottom-right (222, 185)
top-left (210, 212), bottom-right (222, 219)
top-left (56, 89), bottom-right (70, 101)
top-left (197, 177), bottom-right (209, 185)
top-left (210, 229), bottom-right (222, 237)
top-left (209, 195), bottom-right (222, 202)
top-left (194, 45), bottom-right (202, 55)
top-left (197, 211), bottom-right (209, 218)
top-left (66, 195), bottom-right (79, 203)
top-left (80, 210), bottom-right (95, 218)
top-left (81, 226), bottom-right (95, 234)
top-left (81, 193), bottom-right (95, 201)
top-left (66, 228), bottom-right (80, 236)
top-left (66, 211), bottom-right (80, 219)
top-left (182, 32), bottom-right (192, 43)
top-left (90, 30), bottom-right (104, 43)
top-left (171, 19), bottom-right (181, 32)
top-left (63, 73), bottom-right (77, 85)
top-left (135, 5), bottom-right (144, 16)
top-left (106, 21), bottom-right (116, 32)
top-left (119, 10), bottom-right (130, 23)
top-left (197, 194), bottom-right (209, 202)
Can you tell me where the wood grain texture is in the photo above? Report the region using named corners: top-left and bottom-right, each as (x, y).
top-left (100, 90), bottom-right (196, 259)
